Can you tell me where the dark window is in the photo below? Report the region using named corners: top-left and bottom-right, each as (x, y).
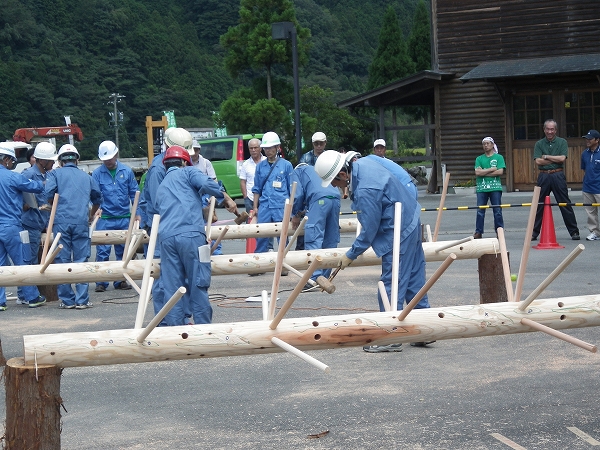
top-left (513, 94), bottom-right (553, 140)
top-left (565, 91), bottom-right (600, 138)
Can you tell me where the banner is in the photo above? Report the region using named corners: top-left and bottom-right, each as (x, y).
top-left (163, 110), bottom-right (177, 128)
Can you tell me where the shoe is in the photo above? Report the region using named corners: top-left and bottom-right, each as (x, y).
top-left (410, 340), bottom-right (436, 347)
top-left (248, 272), bottom-right (265, 277)
top-left (16, 298), bottom-right (26, 305)
top-left (58, 302), bottom-right (76, 309)
top-left (363, 343), bottom-right (403, 353)
top-left (302, 283), bottom-right (320, 293)
top-left (0, 304), bottom-right (7, 311)
top-left (280, 269), bottom-right (289, 277)
top-left (95, 285), bottom-right (106, 293)
top-left (571, 233), bottom-right (580, 240)
top-left (531, 234), bottom-right (538, 241)
top-left (473, 232), bottom-right (482, 239)
top-left (76, 302), bottom-right (93, 309)
top-left (586, 233), bottom-right (600, 241)
top-left (27, 296), bottom-right (46, 308)
top-left (115, 281), bottom-right (132, 290)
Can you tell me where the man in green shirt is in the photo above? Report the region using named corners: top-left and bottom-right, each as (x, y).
top-left (473, 137), bottom-right (505, 239)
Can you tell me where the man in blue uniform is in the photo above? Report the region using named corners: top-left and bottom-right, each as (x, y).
top-left (155, 145), bottom-right (237, 326)
top-left (0, 144), bottom-right (47, 310)
top-left (92, 141), bottom-right (141, 292)
top-left (315, 150), bottom-right (432, 352)
top-left (291, 163), bottom-right (341, 292)
top-left (45, 144), bottom-right (103, 309)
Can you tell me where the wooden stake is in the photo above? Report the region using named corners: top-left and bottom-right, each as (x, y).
top-left (284, 215), bottom-right (308, 255)
top-left (496, 227), bottom-right (513, 302)
top-left (271, 337), bottom-right (330, 373)
top-left (433, 172), bottom-right (450, 241)
top-left (205, 196), bottom-right (216, 245)
top-left (520, 317), bottom-right (597, 353)
top-left (45, 232), bottom-right (62, 264)
top-left (41, 193), bottom-right (59, 263)
top-left (135, 214), bottom-right (160, 329)
top-left (391, 202), bottom-right (401, 311)
top-left (434, 236), bottom-right (473, 253)
top-left (261, 290), bottom-right (269, 321)
top-left (268, 197), bottom-right (293, 319)
top-left (122, 273), bottom-right (141, 294)
top-left (122, 231), bottom-right (144, 268)
top-left (378, 281), bottom-right (391, 312)
top-left (123, 191), bottom-right (140, 253)
top-left (514, 186), bottom-right (541, 302)
top-left (137, 287), bottom-right (186, 343)
top-left (38, 245), bottom-right (63, 274)
top-left (425, 224), bottom-right (432, 242)
top-left (210, 226), bottom-right (229, 254)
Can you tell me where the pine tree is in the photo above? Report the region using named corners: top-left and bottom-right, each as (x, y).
top-left (408, 0), bottom-right (431, 72)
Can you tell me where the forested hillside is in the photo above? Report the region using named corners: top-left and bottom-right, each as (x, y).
top-left (0, 0), bottom-right (424, 159)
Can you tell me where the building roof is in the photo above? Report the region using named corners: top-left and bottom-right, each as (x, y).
top-left (338, 70), bottom-right (454, 109)
top-left (460, 53), bottom-right (600, 81)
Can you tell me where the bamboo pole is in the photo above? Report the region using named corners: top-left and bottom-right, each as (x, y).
top-left (391, 202), bottom-right (401, 311)
top-left (137, 287), bottom-right (186, 343)
top-left (520, 318), bottom-right (597, 353)
top-left (22, 295), bottom-right (600, 368)
top-left (271, 337), bottom-right (330, 373)
top-left (41, 193), bottom-right (59, 263)
top-left (496, 227), bottom-right (513, 302)
top-left (135, 214), bottom-right (160, 329)
top-left (123, 191), bottom-right (140, 254)
top-left (514, 187), bottom-right (541, 302)
top-left (433, 172), bottom-right (450, 241)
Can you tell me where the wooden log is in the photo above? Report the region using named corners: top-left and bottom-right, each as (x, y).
top-left (0, 239), bottom-right (503, 286)
top-left (22, 295), bottom-right (600, 368)
top-left (4, 357), bottom-right (62, 450)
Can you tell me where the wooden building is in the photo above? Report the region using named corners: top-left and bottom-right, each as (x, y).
top-left (339, 0), bottom-right (600, 191)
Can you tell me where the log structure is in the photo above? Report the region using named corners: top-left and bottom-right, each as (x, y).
top-left (22, 295), bottom-right (600, 368)
top-left (0, 238), bottom-right (501, 286)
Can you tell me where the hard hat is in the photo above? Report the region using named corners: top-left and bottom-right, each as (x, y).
top-left (373, 139), bottom-right (386, 147)
top-left (312, 131), bottom-right (326, 142)
top-left (260, 131), bottom-right (281, 148)
top-left (315, 150), bottom-right (346, 188)
top-left (33, 142), bottom-right (58, 161)
top-left (98, 140), bottom-right (118, 160)
top-left (163, 145), bottom-right (192, 167)
top-left (345, 151), bottom-right (360, 163)
top-left (0, 144), bottom-right (17, 161)
top-left (57, 144), bottom-right (80, 160)
top-left (165, 128), bottom-right (193, 150)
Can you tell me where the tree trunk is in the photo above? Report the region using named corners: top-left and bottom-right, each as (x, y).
top-left (4, 357), bottom-right (62, 450)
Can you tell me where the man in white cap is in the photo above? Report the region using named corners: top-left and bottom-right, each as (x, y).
top-left (92, 140), bottom-right (140, 292)
top-left (373, 138), bottom-right (387, 158)
top-left (190, 140), bottom-right (217, 180)
top-left (239, 138), bottom-right (265, 213)
top-left (299, 131), bottom-right (327, 166)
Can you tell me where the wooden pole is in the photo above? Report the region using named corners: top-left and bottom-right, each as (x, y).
top-left (391, 202), bottom-right (401, 311)
top-left (434, 236), bottom-right (473, 253)
top-left (271, 337), bottom-right (330, 373)
top-left (45, 232), bottom-right (62, 264)
top-left (433, 172), bottom-right (450, 241)
top-left (22, 295), bottom-right (600, 368)
top-left (4, 357), bottom-right (62, 450)
top-left (137, 287), bottom-right (186, 343)
top-left (497, 227), bottom-right (513, 302)
top-left (284, 216), bottom-right (308, 255)
top-left (268, 199), bottom-right (293, 319)
top-left (122, 232), bottom-right (144, 269)
top-left (518, 244), bottom-right (585, 312)
top-left (425, 224), bottom-right (432, 242)
top-left (378, 281), bottom-right (391, 312)
top-left (135, 214), bottom-right (160, 329)
top-left (205, 196), bottom-right (216, 245)
top-left (38, 245), bottom-right (63, 274)
top-left (89, 213), bottom-right (100, 238)
top-left (520, 318), bottom-right (597, 353)
top-left (41, 193), bottom-right (59, 263)
top-left (210, 226), bottom-right (229, 254)
top-left (261, 290), bottom-right (269, 321)
top-left (514, 186), bottom-right (541, 302)
top-left (122, 273), bottom-right (140, 294)
top-left (123, 191), bottom-right (140, 253)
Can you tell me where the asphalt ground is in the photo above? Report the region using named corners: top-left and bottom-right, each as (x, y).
top-left (1, 188), bottom-right (599, 449)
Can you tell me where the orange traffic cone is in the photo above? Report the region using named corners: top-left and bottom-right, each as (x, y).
top-left (245, 210), bottom-right (256, 253)
top-left (533, 196), bottom-right (564, 249)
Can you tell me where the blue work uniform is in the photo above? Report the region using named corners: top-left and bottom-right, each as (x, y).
top-left (365, 155), bottom-right (418, 200)
top-left (155, 166), bottom-right (225, 326)
top-left (346, 157), bottom-right (429, 311)
top-left (292, 164), bottom-right (341, 280)
top-left (92, 161), bottom-right (140, 289)
top-left (252, 157), bottom-right (294, 253)
top-left (45, 163), bottom-right (103, 307)
top-left (0, 166), bottom-right (44, 306)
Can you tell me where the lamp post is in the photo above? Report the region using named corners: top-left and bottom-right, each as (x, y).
top-left (271, 21), bottom-right (302, 160)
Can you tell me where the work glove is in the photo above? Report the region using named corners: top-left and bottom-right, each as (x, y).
top-left (338, 254), bottom-right (354, 270)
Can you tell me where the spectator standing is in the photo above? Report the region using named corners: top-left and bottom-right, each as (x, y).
top-left (190, 140), bottom-right (217, 180)
top-left (580, 129), bottom-right (600, 241)
top-left (372, 138), bottom-right (387, 158)
top-left (92, 141), bottom-right (140, 292)
top-left (473, 137), bottom-right (505, 239)
top-left (45, 144), bottom-right (103, 309)
top-left (299, 132), bottom-right (327, 166)
top-left (239, 138), bottom-right (265, 213)
top-left (532, 119), bottom-right (580, 240)
top-left (0, 144), bottom-right (47, 311)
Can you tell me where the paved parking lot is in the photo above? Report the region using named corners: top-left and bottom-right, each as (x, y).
top-left (1, 189), bottom-right (599, 449)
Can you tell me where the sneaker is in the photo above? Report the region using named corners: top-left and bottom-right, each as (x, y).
top-left (0, 304), bottom-right (7, 311)
top-left (76, 302), bottom-right (93, 309)
top-left (27, 296), bottom-right (46, 308)
top-left (363, 343), bottom-right (403, 353)
top-left (586, 233), bottom-right (600, 241)
top-left (531, 234), bottom-right (538, 241)
top-left (95, 285), bottom-right (106, 293)
top-left (301, 283), bottom-right (320, 293)
top-left (410, 340), bottom-right (436, 347)
top-left (16, 298), bottom-right (26, 305)
top-left (58, 302), bottom-right (75, 309)
top-left (115, 281), bottom-right (132, 290)
top-left (571, 233), bottom-right (580, 240)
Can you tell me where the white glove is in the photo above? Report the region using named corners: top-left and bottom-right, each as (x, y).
top-left (339, 254), bottom-right (354, 269)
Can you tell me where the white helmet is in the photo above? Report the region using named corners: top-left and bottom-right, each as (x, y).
top-left (98, 140), bottom-right (118, 160)
top-left (58, 144), bottom-right (80, 161)
top-left (345, 151), bottom-right (360, 163)
top-left (33, 142), bottom-right (58, 161)
top-left (0, 144), bottom-right (17, 162)
top-left (260, 131), bottom-right (281, 148)
top-left (315, 150), bottom-right (346, 188)
top-left (312, 131), bottom-right (326, 142)
top-left (165, 128), bottom-right (193, 150)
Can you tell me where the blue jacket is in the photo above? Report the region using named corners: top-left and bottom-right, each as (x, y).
top-left (365, 155), bottom-right (418, 199)
top-left (45, 163), bottom-right (103, 226)
top-left (21, 164), bottom-right (51, 230)
top-left (92, 161), bottom-right (140, 219)
top-left (0, 165), bottom-right (44, 226)
top-left (291, 164), bottom-right (340, 216)
top-left (346, 157), bottom-right (420, 259)
top-left (252, 157), bottom-right (294, 210)
top-left (581, 146), bottom-right (600, 194)
top-left (156, 166), bottom-right (224, 241)
top-left (298, 150), bottom-right (318, 166)
top-left (141, 153), bottom-right (165, 219)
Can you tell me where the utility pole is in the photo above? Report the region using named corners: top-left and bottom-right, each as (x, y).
top-left (108, 93), bottom-right (125, 148)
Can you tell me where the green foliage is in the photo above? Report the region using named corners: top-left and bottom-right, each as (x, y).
top-left (407, 0), bottom-right (431, 72)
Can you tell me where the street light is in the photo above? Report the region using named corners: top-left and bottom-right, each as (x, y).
top-left (271, 21), bottom-right (302, 160)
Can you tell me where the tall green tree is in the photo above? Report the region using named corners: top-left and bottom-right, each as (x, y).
top-left (220, 0), bottom-right (310, 100)
top-left (407, 0), bottom-right (431, 72)
top-left (367, 5), bottom-right (415, 90)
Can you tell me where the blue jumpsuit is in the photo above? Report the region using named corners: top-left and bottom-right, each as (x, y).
top-left (291, 164), bottom-right (340, 280)
top-left (0, 165), bottom-right (44, 307)
top-left (365, 155), bottom-right (418, 200)
top-left (92, 161), bottom-right (140, 289)
top-left (252, 157), bottom-right (294, 253)
top-left (45, 163), bottom-right (103, 307)
top-left (155, 166), bottom-right (225, 326)
top-left (345, 158), bottom-right (429, 311)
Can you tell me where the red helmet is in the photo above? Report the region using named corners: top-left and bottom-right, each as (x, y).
top-left (163, 145), bottom-right (191, 167)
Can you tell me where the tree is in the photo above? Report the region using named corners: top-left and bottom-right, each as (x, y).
top-left (220, 0), bottom-right (310, 100)
top-left (407, 0), bottom-right (431, 72)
